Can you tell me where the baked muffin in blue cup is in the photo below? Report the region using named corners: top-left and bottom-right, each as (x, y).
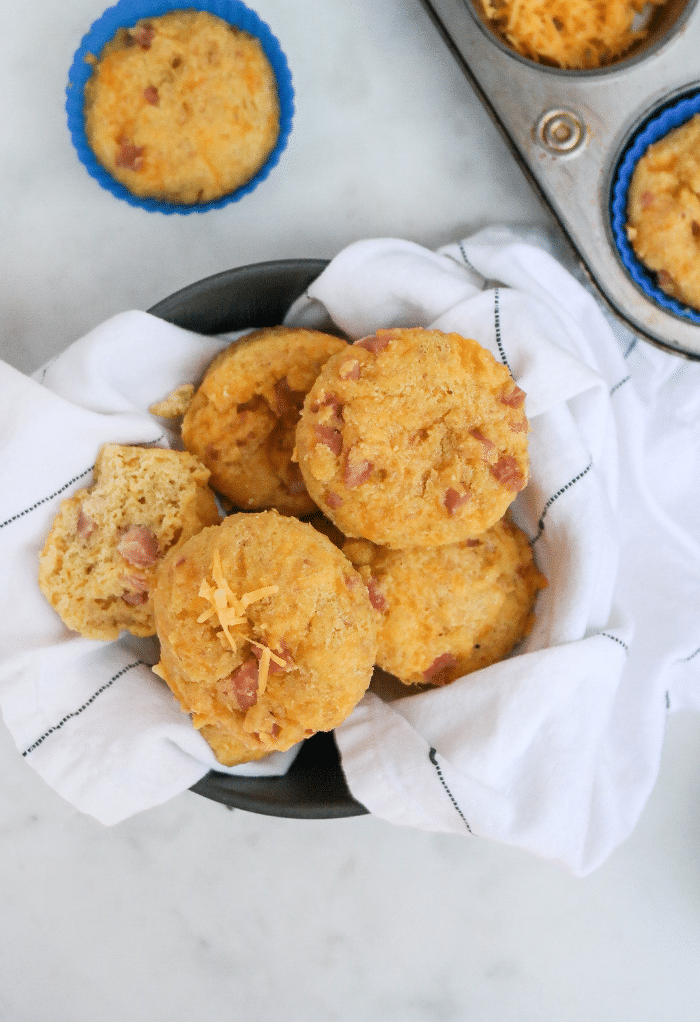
top-left (66, 0), bottom-right (294, 213)
top-left (610, 89), bottom-right (700, 323)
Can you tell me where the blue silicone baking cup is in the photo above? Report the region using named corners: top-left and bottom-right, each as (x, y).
top-left (66, 0), bottom-right (294, 214)
top-left (610, 88), bottom-right (700, 324)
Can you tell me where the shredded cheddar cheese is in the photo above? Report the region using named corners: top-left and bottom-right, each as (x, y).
top-left (197, 549), bottom-right (281, 684)
top-left (480, 0), bottom-right (665, 68)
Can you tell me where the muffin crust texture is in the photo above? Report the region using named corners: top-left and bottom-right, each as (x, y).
top-left (152, 512), bottom-right (377, 764)
top-left (295, 327), bottom-right (530, 548)
top-left (343, 518), bottom-right (546, 687)
top-left (38, 444), bottom-right (220, 640)
top-left (182, 326), bottom-right (346, 514)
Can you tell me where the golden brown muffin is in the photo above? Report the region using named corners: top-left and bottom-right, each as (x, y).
top-left (83, 10), bottom-right (280, 204)
top-left (626, 113), bottom-right (700, 311)
top-left (38, 444), bottom-right (220, 639)
top-left (182, 326), bottom-right (347, 515)
top-left (343, 518), bottom-right (546, 687)
top-left (152, 511), bottom-right (377, 765)
top-left (478, 0), bottom-right (665, 69)
top-left (294, 327), bottom-right (530, 549)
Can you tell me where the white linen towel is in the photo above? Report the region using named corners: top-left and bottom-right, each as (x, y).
top-left (0, 313), bottom-right (298, 827)
top-left (0, 231), bottom-right (698, 875)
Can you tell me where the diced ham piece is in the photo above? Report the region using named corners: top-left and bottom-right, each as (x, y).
top-left (489, 456), bottom-right (526, 491)
top-left (343, 449), bottom-right (373, 487)
top-left (499, 385), bottom-right (526, 408)
top-left (470, 428), bottom-right (494, 454)
top-left (143, 85), bottom-right (159, 105)
top-left (228, 657), bottom-right (259, 710)
top-left (273, 377), bottom-right (306, 420)
top-left (465, 538), bottom-right (481, 547)
top-left (76, 506), bottom-right (96, 539)
top-left (339, 359), bottom-right (361, 381)
top-left (366, 576), bottom-right (387, 612)
top-left (325, 491), bottom-right (343, 509)
top-left (657, 269), bottom-right (674, 289)
top-left (313, 424), bottom-right (343, 456)
top-left (117, 525), bottom-right (159, 567)
top-left (131, 24), bottom-right (155, 48)
top-left (423, 652), bottom-right (457, 682)
top-left (444, 486), bottom-right (471, 515)
top-left (354, 333), bottom-right (390, 354)
top-left (271, 723), bottom-right (281, 738)
top-left (344, 573), bottom-right (359, 590)
top-left (121, 574), bottom-right (149, 593)
top-left (115, 140), bottom-right (145, 170)
top-left (510, 418), bottom-right (529, 433)
top-left (640, 190), bottom-right (655, 209)
top-left (122, 590), bottom-right (149, 606)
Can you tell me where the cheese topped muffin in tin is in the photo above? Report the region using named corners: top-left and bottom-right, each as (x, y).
top-left (152, 511), bottom-right (377, 765)
top-left (342, 518), bottom-right (546, 687)
top-left (83, 9), bottom-right (281, 204)
top-left (182, 326), bottom-right (347, 515)
top-left (478, 0), bottom-right (666, 69)
top-left (294, 327), bottom-right (530, 549)
top-left (38, 444), bottom-right (220, 640)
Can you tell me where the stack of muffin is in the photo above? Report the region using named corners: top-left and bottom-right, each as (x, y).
top-left (39, 324), bottom-right (545, 766)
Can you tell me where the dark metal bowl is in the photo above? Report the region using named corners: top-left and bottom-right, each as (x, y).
top-left (148, 259), bottom-right (368, 819)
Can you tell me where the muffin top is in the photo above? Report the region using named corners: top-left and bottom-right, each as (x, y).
top-left (153, 512), bottom-right (377, 761)
top-left (83, 10), bottom-right (280, 204)
top-left (182, 326), bottom-right (347, 515)
top-left (342, 518), bottom-right (546, 687)
top-left (294, 327), bottom-right (530, 548)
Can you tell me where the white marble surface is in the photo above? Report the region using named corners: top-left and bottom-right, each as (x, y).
top-left (1, 0), bottom-right (700, 1018)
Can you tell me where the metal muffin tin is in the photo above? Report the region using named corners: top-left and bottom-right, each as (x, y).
top-left (420, 0), bottom-right (700, 358)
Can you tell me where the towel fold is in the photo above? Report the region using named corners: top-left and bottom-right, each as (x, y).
top-left (0, 230), bottom-right (697, 874)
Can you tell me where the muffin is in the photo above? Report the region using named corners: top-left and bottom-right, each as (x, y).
top-left (342, 518), bottom-right (546, 687)
top-left (82, 9), bottom-right (281, 204)
top-left (152, 511), bottom-right (377, 765)
top-left (38, 444), bottom-right (220, 640)
top-left (478, 0), bottom-right (666, 69)
top-left (182, 326), bottom-right (347, 515)
top-left (625, 111), bottom-right (700, 311)
top-left (294, 327), bottom-right (530, 549)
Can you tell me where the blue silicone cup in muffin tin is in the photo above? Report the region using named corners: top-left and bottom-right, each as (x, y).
top-left (610, 88), bottom-right (700, 325)
top-left (66, 0), bottom-right (294, 214)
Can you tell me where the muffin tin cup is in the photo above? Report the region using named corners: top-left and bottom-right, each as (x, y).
top-left (610, 89), bottom-right (700, 326)
top-left (66, 0), bottom-right (294, 214)
top-left (420, 0), bottom-right (700, 357)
